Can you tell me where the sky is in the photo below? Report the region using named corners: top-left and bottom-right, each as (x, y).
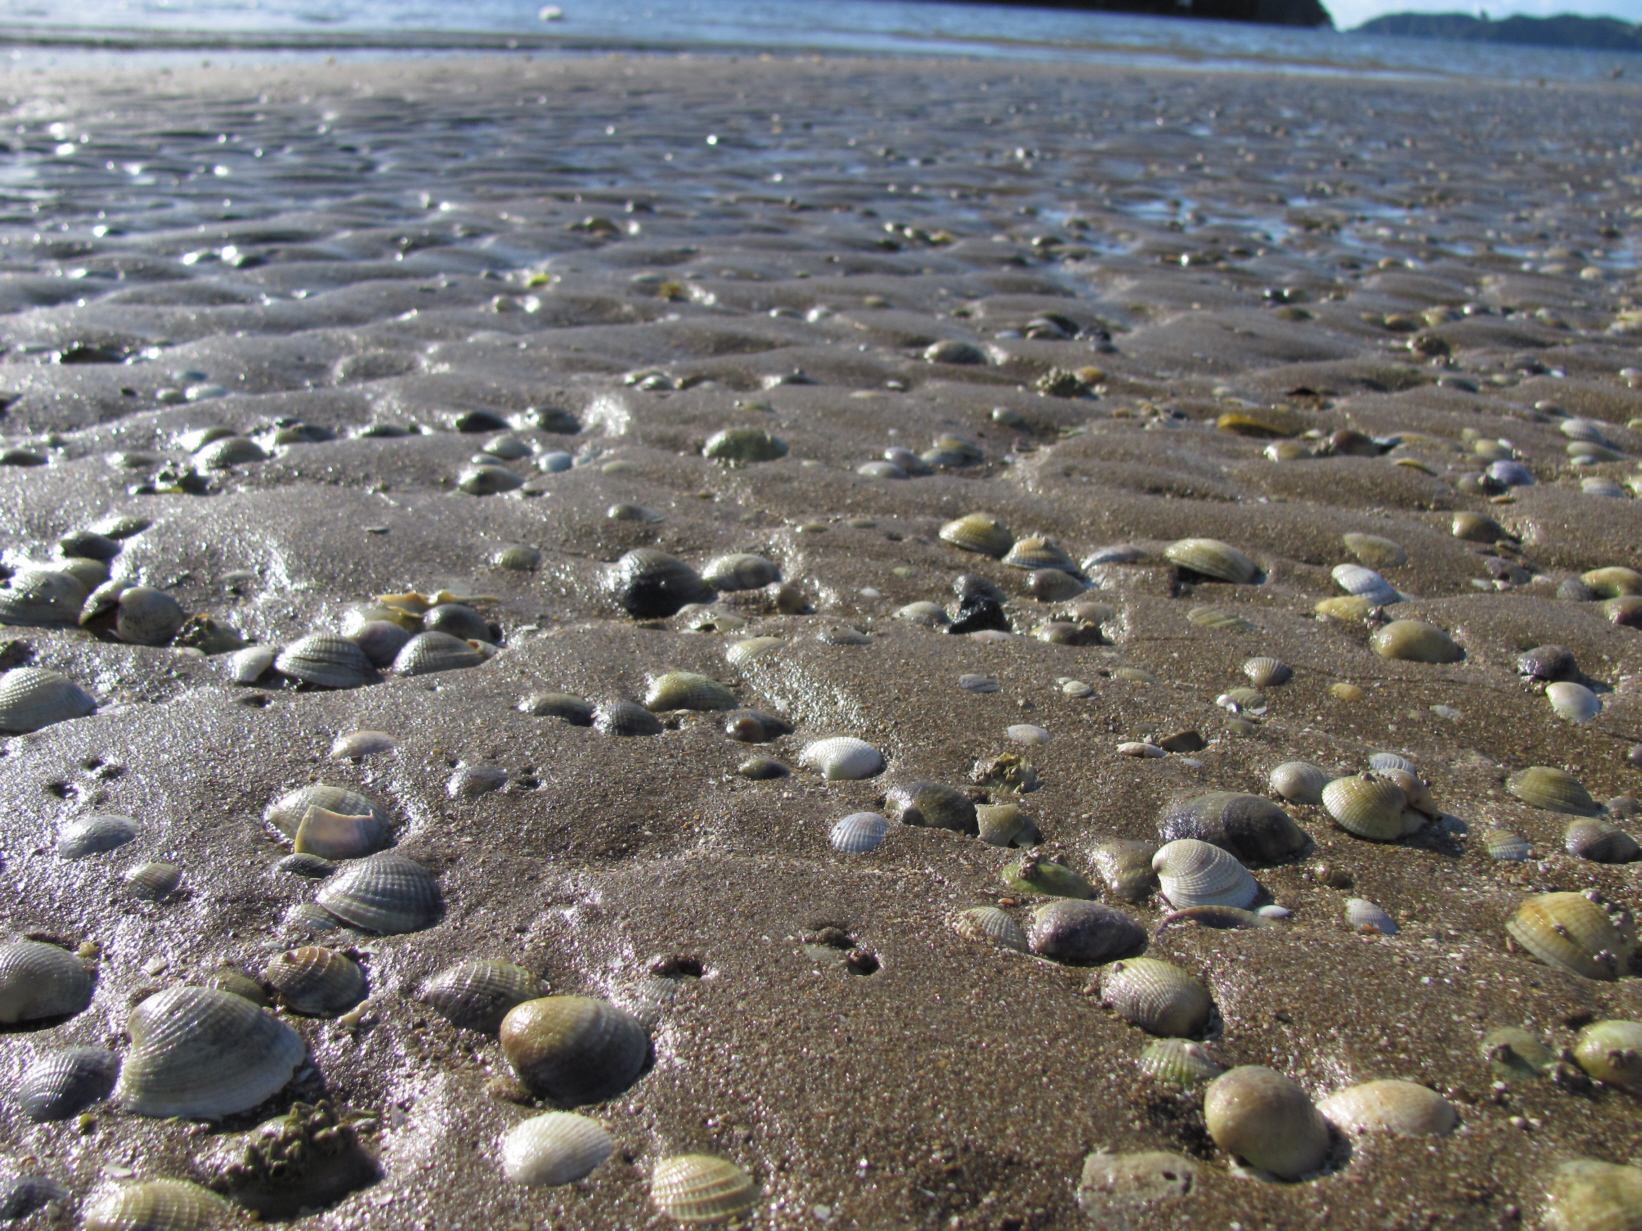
top-left (1330, 0), bottom-right (1642, 28)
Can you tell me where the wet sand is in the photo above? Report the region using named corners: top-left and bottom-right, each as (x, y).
top-left (0, 51), bottom-right (1640, 1229)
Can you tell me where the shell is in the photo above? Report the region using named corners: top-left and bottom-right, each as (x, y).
top-left (702, 553), bottom-right (780, 591)
top-left (1163, 538), bottom-right (1258, 584)
top-left (951, 907), bottom-right (1028, 953)
top-left (0, 568), bottom-right (87, 625)
top-left (1566, 819), bottom-right (1641, 864)
top-left (227, 645), bottom-right (277, 683)
top-left (703, 427), bottom-right (787, 463)
top-left (392, 631), bottom-right (487, 676)
top-left (1322, 773), bottom-right (1410, 842)
top-left (124, 861), bottom-right (181, 900)
top-left (423, 603), bottom-right (493, 643)
top-left (1243, 656), bottom-right (1292, 687)
top-left (799, 737), bottom-right (883, 780)
top-left (1368, 751), bottom-right (1416, 774)
top-left (1547, 680), bottom-right (1602, 723)
top-left (1004, 856), bottom-right (1095, 899)
top-left (492, 543), bottom-right (542, 571)
top-left (1582, 566), bottom-right (1642, 597)
top-left (604, 549), bottom-right (716, 618)
top-left (105, 585), bottom-right (187, 645)
top-left (1076, 1150), bottom-right (1198, 1216)
top-left (1542, 1159), bottom-right (1642, 1231)
top-left (883, 781), bottom-right (977, 834)
top-left (458, 463), bottom-right (524, 495)
top-left (499, 996), bottom-right (650, 1106)
top-left (83, 1179), bottom-right (233, 1231)
top-left (938, 513), bottom-right (1014, 558)
top-left (89, 513), bottom-right (151, 540)
top-left (520, 693), bottom-right (595, 725)
top-left (1002, 535), bottom-right (1078, 573)
top-left (276, 853), bottom-right (335, 879)
top-left (1517, 644), bottom-right (1577, 682)
top-left (593, 700), bottom-right (664, 737)
top-left (1370, 619), bottom-right (1463, 663)
top-left (0, 940), bottom-right (93, 1023)
top-left (1158, 793), bottom-right (1307, 866)
top-left (265, 784), bottom-right (388, 841)
top-left (293, 806), bottom-right (388, 860)
top-left (1026, 900), bottom-right (1147, 965)
top-left (196, 435), bottom-right (268, 467)
top-left (829, 812), bottom-right (890, 853)
top-left (1572, 1020), bottom-right (1642, 1089)
top-left (264, 947), bottom-right (367, 1016)
top-left (482, 432), bottom-right (533, 460)
top-left (1341, 533), bottom-right (1407, 569)
top-left (421, 959), bottom-right (543, 1033)
top-left (330, 730), bottom-right (397, 758)
top-left (1332, 563), bottom-right (1400, 606)
top-left (0, 1177), bottom-right (65, 1221)
top-left (1082, 543), bottom-right (1146, 567)
top-left (1345, 898), bottom-right (1398, 935)
top-left (1027, 569), bottom-right (1087, 601)
top-left (651, 1154), bottom-right (757, 1223)
top-left (57, 812), bottom-right (138, 859)
top-left (1316, 1080), bottom-right (1458, 1137)
top-left (1507, 766), bottom-right (1601, 816)
top-left (1090, 840), bottom-right (1160, 902)
top-left (0, 667), bottom-right (97, 731)
top-left (644, 671), bottom-right (737, 712)
top-left (1383, 769), bottom-right (1437, 823)
top-left (349, 620), bottom-right (412, 667)
top-left (1482, 826), bottom-right (1531, 861)
top-left (724, 636), bottom-right (784, 666)
top-left (975, 802), bottom-right (1039, 848)
top-left (502, 1111), bottom-right (614, 1187)
top-left (449, 763), bottom-right (507, 800)
top-left (893, 601), bottom-right (950, 627)
top-left (1101, 958), bottom-right (1212, 1037)
top-left (1152, 839), bottom-right (1258, 910)
top-left (1203, 1066), bottom-right (1330, 1180)
top-left (274, 632), bottom-right (376, 689)
top-left (1482, 1026), bottom-right (1554, 1081)
top-left (316, 852), bottom-right (442, 934)
top-left (1506, 891), bottom-right (1636, 981)
top-left (723, 710), bottom-right (792, 743)
top-left (115, 986), bottom-right (305, 1118)
top-left (1138, 1039), bottom-right (1223, 1085)
top-left (17, 1046), bottom-right (119, 1121)
top-left (1268, 762), bottom-right (1331, 807)
top-left (1187, 606), bottom-right (1255, 632)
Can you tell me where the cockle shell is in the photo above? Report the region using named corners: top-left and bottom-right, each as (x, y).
top-left (883, 781), bottom-right (977, 834)
top-left (644, 671), bottom-right (736, 712)
top-left (939, 512), bottom-right (1013, 558)
top-left (124, 861), bottom-right (182, 900)
top-left (1028, 568), bottom-right (1087, 601)
top-left (1163, 538), bottom-right (1258, 584)
top-left (1268, 762), bottom-right (1331, 807)
top-left (1369, 619), bottom-right (1463, 663)
top-left (99, 585), bottom-right (187, 646)
top-left (703, 427), bottom-right (787, 463)
top-left (799, 737), bottom-right (883, 780)
top-left (423, 602), bottom-right (492, 643)
top-left (520, 693), bottom-right (595, 725)
top-left (502, 1111), bottom-right (614, 1187)
top-left (1322, 773), bottom-right (1410, 841)
top-left (701, 553), bottom-right (780, 591)
top-left (1138, 1039), bottom-right (1223, 1085)
top-left (1100, 958), bottom-right (1212, 1037)
top-left (1368, 751), bottom-right (1414, 772)
top-left (83, 1179), bottom-right (233, 1231)
top-left (594, 700), bottom-right (663, 736)
top-left (1345, 898), bottom-right (1398, 935)
top-left (0, 567), bottom-right (87, 625)
top-left (17, 1046), bottom-right (118, 1121)
top-left (651, 1154), bottom-right (757, 1224)
top-left (1542, 1159), bottom-right (1642, 1231)
top-left (1571, 1020), bottom-right (1642, 1089)
top-left (274, 632), bottom-right (376, 688)
top-left (263, 947), bottom-right (366, 1016)
top-left (1507, 766), bottom-right (1601, 816)
top-left (265, 784), bottom-right (389, 842)
top-left (1482, 826), bottom-right (1530, 861)
top-left (0, 667), bottom-right (97, 732)
top-left (330, 730), bottom-right (397, 759)
top-left (1090, 840), bottom-right (1160, 902)
top-left (227, 645), bottom-right (277, 683)
top-left (829, 812), bottom-right (890, 853)
top-left (1002, 535), bottom-right (1078, 573)
top-left (0, 940), bottom-right (93, 1023)
top-left (1026, 900), bottom-right (1147, 965)
top-left (1243, 656), bottom-right (1292, 687)
top-left (499, 996), bottom-right (650, 1107)
top-left (315, 852), bottom-right (442, 934)
top-left (1581, 566), bottom-right (1642, 598)
top-left (1332, 563), bottom-right (1400, 606)
top-left (1507, 891), bottom-right (1636, 981)
top-left (1004, 856), bottom-right (1094, 899)
top-left (894, 601), bottom-right (950, 627)
top-left (421, 959), bottom-right (544, 1033)
top-left (349, 620), bottom-right (412, 667)
top-left (724, 636), bottom-right (783, 666)
top-left (1546, 681), bottom-right (1602, 723)
top-left (1204, 1066), bottom-right (1330, 1180)
top-left (1159, 793), bottom-right (1306, 866)
top-left (604, 549), bottom-right (716, 618)
top-left (1317, 1080), bottom-right (1458, 1137)
top-left (1565, 819), bottom-right (1641, 864)
top-left (392, 630), bottom-right (488, 676)
top-left (1341, 533), bottom-right (1407, 569)
top-left (951, 906), bottom-right (1028, 953)
top-left (1152, 839), bottom-right (1258, 910)
top-left (294, 807), bottom-right (388, 860)
top-left (57, 812), bottom-right (138, 859)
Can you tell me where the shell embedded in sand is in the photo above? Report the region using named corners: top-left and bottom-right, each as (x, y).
top-left (502, 1111), bottom-right (615, 1186)
top-left (799, 736), bottom-right (884, 780)
top-left (1203, 1066), bottom-right (1330, 1179)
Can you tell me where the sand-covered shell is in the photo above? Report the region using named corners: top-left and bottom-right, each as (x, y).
top-left (1090, 840), bottom-right (1160, 901)
top-left (1159, 793), bottom-right (1306, 866)
top-left (1582, 566), bottom-right (1642, 598)
top-left (883, 781), bottom-right (977, 834)
top-left (57, 812), bottom-right (139, 859)
top-left (330, 730), bottom-right (396, 759)
top-left (421, 959), bottom-right (543, 1033)
top-left (604, 549), bottom-right (716, 618)
top-left (1076, 1150), bottom-right (1198, 1217)
top-left (1482, 825), bottom-right (1531, 862)
top-left (392, 630), bottom-right (487, 676)
top-left (0, 940), bottom-right (93, 1023)
top-left (1542, 1159), bottom-right (1642, 1231)
top-left (703, 427), bottom-right (787, 463)
top-left (1483, 1026), bottom-right (1555, 1081)
top-left (83, 1179), bottom-right (233, 1231)
top-left (1317, 1080), bottom-right (1458, 1137)
top-left (1370, 619), bottom-right (1463, 663)
top-left (1138, 1039), bottom-right (1224, 1085)
top-left (1507, 766), bottom-right (1601, 816)
top-left (975, 802), bottom-right (1039, 847)
top-left (265, 784), bottom-right (388, 841)
top-left (951, 906), bottom-right (1028, 953)
top-left (1003, 535), bottom-right (1078, 573)
top-left (894, 601), bottom-right (950, 627)
top-left (1163, 538), bottom-right (1258, 584)
top-left (1026, 900), bottom-right (1147, 965)
top-left (124, 861), bottom-right (181, 901)
top-left (1204, 1066), bottom-right (1330, 1180)
top-left (502, 1111), bottom-right (614, 1186)
top-left (316, 852), bottom-right (441, 934)
top-left (723, 710), bottom-right (791, 743)
top-left (274, 632), bottom-right (376, 689)
top-left (1346, 898), bottom-right (1398, 935)
top-left (104, 585), bottom-right (187, 646)
top-left (17, 1046), bottom-right (119, 1121)
top-left (264, 947), bottom-right (366, 1016)
top-left (1517, 644), bottom-right (1577, 682)
top-left (1571, 1020), bottom-right (1642, 1088)
top-left (829, 812), bottom-right (890, 853)
top-left (1342, 532), bottom-right (1407, 569)
top-left (724, 637), bottom-right (784, 667)
top-left (1332, 563), bottom-right (1400, 606)
top-left (499, 996), bottom-right (650, 1106)
top-left (594, 700), bottom-right (664, 737)
top-left (1322, 773), bottom-right (1409, 841)
top-left (1152, 840), bottom-right (1257, 910)
top-left (1101, 958), bottom-right (1212, 1037)
top-left (1269, 761), bottom-right (1331, 807)
top-left (520, 693), bottom-right (595, 725)
top-left (939, 513), bottom-right (1013, 558)
top-left (0, 666), bottom-right (97, 732)
top-left (1547, 680), bottom-right (1602, 723)
top-left (1004, 856), bottom-right (1094, 899)
top-left (701, 553), bottom-right (779, 591)
top-left (1565, 819), bottom-right (1641, 864)
top-left (1507, 891), bottom-right (1635, 981)
top-left (1243, 656), bottom-right (1292, 688)
top-left (644, 671), bottom-right (736, 712)
top-left (651, 1154), bottom-right (757, 1223)
top-left (115, 986), bottom-right (305, 1118)
top-left (799, 737), bottom-right (883, 780)
top-left (0, 567), bottom-right (87, 625)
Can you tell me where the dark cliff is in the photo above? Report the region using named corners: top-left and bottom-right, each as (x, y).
top-left (931, 0), bottom-right (1334, 30)
top-left (1356, 13), bottom-right (1642, 52)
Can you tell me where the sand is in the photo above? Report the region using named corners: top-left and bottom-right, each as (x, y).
top-left (0, 49), bottom-right (1639, 1229)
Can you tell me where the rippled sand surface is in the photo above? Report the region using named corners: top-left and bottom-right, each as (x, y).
top-left (1, 53), bottom-right (1641, 1229)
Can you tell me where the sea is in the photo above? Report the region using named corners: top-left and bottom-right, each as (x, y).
top-left (0, 0), bottom-right (1635, 84)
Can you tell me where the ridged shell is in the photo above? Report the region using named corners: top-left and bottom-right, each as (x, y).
top-left (799, 737), bottom-right (883, 780)
top-left (724, 636), bottom-right (783, 666)
top-left (1482, 826), bottom-right (1531, 861)
top-left (604, 549), bottom-right (716, 618)
top-left (0, 667), bottom-right (97, 731)
top-left (1331, 562), bottom-right (1400, 606)
top-left (115, 986), bottom-right (305, 1118)
top-left (421, 959), bottom-right (543, 1033)
top-left (594, 700), bottom-right (664, 736)
top-left (701, 553), bottom-right (780, 591)
top-left (1004, 856), bottom-right (1094, 899)
top-left (83, 1179), bottom-right (233, 1231)
top-left (502, 1111), bottom-right (614, 1186)
top-left (1547, 680), bottom-right (1602, 723)
top-left (349, 619), bottom-right (412, 667)
top-left (1187, 606), bottom-right (1255, 632)
top-left (644, 671), bottom-right (736, 712)
top-left (1322, 773), bottom-right (1409, 841)
top-left (499, 996), bottom-right (650, 1106)
top-left (57, 812), bottom-right (138, 859)
top-left (883, 781), bottom-right (977, 834)
top-left (1138, 1039), bottom-right (1223, 1085)
top-left (520, 693), bottom-right (595, 725)
top-left (392, 630), bottom-right (487, 676)
top-left (124, 861), bottom-right (181, 900)
top-left (1101, 958), bottom-right (1212, 1037)
top-left (1204, 1066), bottom-right (1330, 1180)
top-left (1341, 532), bottom-right (1408, 569)
top-left (1317, 1080), bottom-right (1458, 1137)
top-left (1543, 1159), bottom-right (1642, 1231)
top-left (294, 806), bottom-right (387, 860)
top-left (1345, 898), bottom-right (1398, 935)
top-left (950, 906), bottom-right (1028, 953)
top-left (0, 940), bottom-right (93, 1023)
top-left (1565, 818), bottom-right (1641, 864)
top-left (265, 784), bottom-right (388, 841)
top-left (1507, 891), bottom-right (1636, 981)
top-left (330, 730), bottom-right (397, 758)
top-left (17, 1046), bottom-right (119, 1120)
top-left (939, 513), bottom-right (1013, 558)
top-left (1163, 538), bottom-right (1258, 584)
top-left (1268, 761), bottom-right (1331, 806)
top-left (1090, 840), bottom-right (1159, 901)
top-left (1368, 751), bottom-right (1416, 774)
top-left (264, 947), bottom-right (366, 1016)
top-left (1002, 535), bottom-right (1078, 573)
top-left (316, 852), bottom-right (442, 934)
top-left (1507, 766), bottom-right (1600, 816)
top-left (651, 1154), bottom-right (757, 1223)
top-left (1026, 900), bottom-right (1147, 965)
top-left (1152, 839), bottom-right (1257, 910)
top-left (1370, 619), bottom-right (1463, 663)
top-left (1572, 1020), bottom-right (1642, 1088)
top-left (275, 633), bottom-right (375, 688)
top-left (1243, 656), bottom-right (1292, 687)
top-left (1158, 793), bottom-right (1307, 866)
top-left (829, 812), bottom-right (890, 853)
top-left (0, 568), bottom-right (87, 625)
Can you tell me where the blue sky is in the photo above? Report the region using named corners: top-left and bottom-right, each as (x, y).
top-left (1333, 0), bottom-right (1642, 27)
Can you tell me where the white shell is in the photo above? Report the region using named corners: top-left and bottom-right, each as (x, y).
top-left (1561, 417), bottom-right (1615, 444)
top-left (1367, 751), bottom-right (1416, 774)
top-left (330, 729), bottom-right (397, 758)
top-left (799, 737), bottom-right (884, 780)
top-left (501, 1111), bottom-right (614, 1186)
top-left (1546, 681), bottom-right (1601, 723)
top-left (1317, 1079), bottom-right (1458, 1137)
top-left (1151, 839), bottom-right (1257, 910)
top-left (829, 812), bottom-right (890, 853)
top-left (1007, 724), bottom-right (1051, 745)
top-left (0, 667), bottom-right (97, 732)
top-left (1331, 563), bottom-right (1400, 606)
top-left (1345, 898), bottom-right (1398, 935)
top-left (226, 645), bottom-right (277, 683)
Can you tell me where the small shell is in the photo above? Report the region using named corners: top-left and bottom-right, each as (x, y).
top-left (276, 853), bottom-right (335, 878)
top-left (330, 730), bottom-right (397, 758)
top-left (1547, 680), bottom-right (1602, 723)
top-left (645, 671), bottom-right (736, 712)
top-left (1322, 773), bottom-right (1409, 842)
top-left (458, 463), bottom-right (524, 495)
top-left (724, 636), bottom-right (784, 666)
top-left (275, 632), bottom-right (376, 689)
top-left (737, 757), bottom-right (789, 780)
top-left (1076, 1150), bottom-right (1198, 1216)
top-left (1341, 532), bottom-right (1407, 569)
top-left (1581, 566), bottom-right (1642, 598)
top-left (604, 549), bottom-right (716, 618)
top-left (422, 959), bottom-right (544, 1033)
top-left (293, 806), bottom-right (388, 860)
top-left (1483, 1026), bottom-right (1555, 1081)
top-left (1332, 562), bottom-right (1400, 606)
top-left (17, 1046), bottom-right (119, 1121)
top-left (1369, 619), bottom-right (1463, 663)
top-left (124, 861), bottom-right (182, 900)
top-left (1383, 768), bottom-right (1437, 824)
top-left (951, 906), bottom-right (1027, 952)
top-left (1368, 752), bottom-right (1416, 774)
top-left (975, 802), bottom-right (1039, 848)
top-left (829, 812), bottom-right (890, 853)
top-left (651, 1154), bottom-right (757, 1224)
top-left (520, 693), bottom-right (595, 725)
top-left (883, 782), bottom-right (977, 834)
top-left (1138, 1039), bottom-right (1223, 1085)
top-left (392, 630), bottom-right (487, 676)
top-left (894, 601), bottom-right (950, 627)
top-left (1542, 1159), bottom-right (1642, 1231)
top-left (0, 1177), bottom-right (65, 1221)
top-left (57, 812), bottom-right (139, 859)
top-left (1566, 819), bottom-right (1641, 864)
top-left (492, 543), bottom-right (542, 571)
top-left (1118, 741), bottom-right (1165, 758)
top-left (1082, 543), bottom-right (1146, 567)
top-left (939, 512), bottom-right (1014, 558)
top-left (316, 852), bottom-right (442, 934)
top-left (1002, 535), bottom-right (1078, 573)
top-left (1507, 891), bottom-right (1636, 981)
top-left (349, 619), bottom-right (412, 667)
top-left (1268, 762), bottom-right (1331, 807)
top-left (1507, 766), bottom-right (1601, 816)
top-left (0, 940), bottom-right (93, 1023)
top-left (500, 996), bottom-right (650, 1106)
top-left (1101, 958), bottom-right (1212, 1037)
top-left (593, 700), bottom-right (664, 737)
top-left (1007, 723), bottom-right (1051, 745)
top-left (723, 710), bottom-right (791, 742)
top-left (703, 427), bottom-right (787, 463)
top-left (1187, 606), bottom-right (1255, 632)
top-left (0, 568), bottom-right (87, 625)
top-left (1345, 898), bottom-right (1398, 935)
top-left (799, 737), bottom-right (884, 780)
top-left (1152, 839), bottom-right (1257, 910)
top-left (502, 1111), bottom-right (614, 1186)
top-left (1090, 840), bottom-right (1160, 902)
top-left (701, 553), bottom-right (780, 591)
top-left (0, 666), bottom-right (97, 732)
top-left (423, 603), bottom-right (493, 643)
top-left (1517, 644), bottom-right (1577, 682)
top-left (265, 784), bottom-right (389, 841)
top-left (1028, 569), bottom-right (1087, 602)
top-left (1004, 856), bottom-right (1095, 899)
top-left (1482, 826), bottom-right (1531, 862)
top-left (1158, 793), bottom-right (1307, 866)
top-left (1242, 656), bottom-right (1292, 687)
top-left (1163, 538), bottom-right (1258, 584)
top-left (1203, 1066), bottom-right (1330, 1180)
top-left (83, 1179), bottom-right (233, 1231)
top-left (263, 946), bottom-right (367, 1016)
top-left (226, 645), bottom-right (277, 683)
top-left (1026, 900), bottom-right (1147, 965)
top-left (106, 585), bottom-right (187, 646)
top-left (1317, 1080), bottom-right (1458, 1137)
top-left (1571, 1020), bottom-right (1642, 1089)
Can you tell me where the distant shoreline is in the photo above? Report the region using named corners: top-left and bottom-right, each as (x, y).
top-left (1356, 12), bottom-right (1642, 53)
